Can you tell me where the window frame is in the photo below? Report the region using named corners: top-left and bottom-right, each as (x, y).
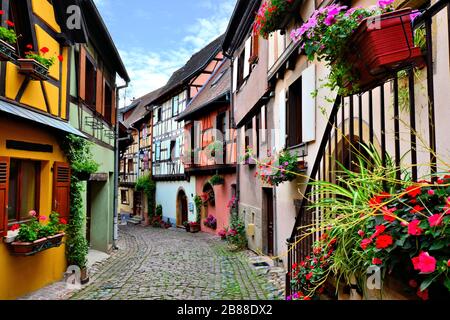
top-left (8, 159), bottom-right (41, 225)
top-left (286, 76), bottom-right (303, 149)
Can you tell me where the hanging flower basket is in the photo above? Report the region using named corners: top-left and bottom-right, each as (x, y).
top-left (0, 39), bottom-right (16, 62)
top-left (17, 58), bottom-right (49, 81)
top-left (342, 8), bottom-right (424, 93)
top-left (209, 174), bottom-right (225, 186)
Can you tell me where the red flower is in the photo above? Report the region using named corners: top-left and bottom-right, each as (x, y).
top-left (60, 218), bottom-right (68, 225)
top-left (428, 214), bottom-right (443, 227)
top-left (382, 207), bottom-right (397, 222)
top-left (11, 224), bottom-right (20, 231)
top-left (360, 238), bottom-right (372, 251)
top-left (358, 230), bottom-right (365, 238)
top-left (409, 279), bottom-right (418, 288)
top-left (437, 178), bottom-right (444, 184)
top-left (375, 234), bottom-right (393, 249)
top-left (410, 205), bottom-right (425, 214)
top-left (417, 288), bottom-right (429, 301)
top-left (6, 20), bottom-right (14, 27)
top-left (447, 260), bottom-right (450, 267)
top-left (0, 10), bottom-right (4, 15)
top-left (368, 192), bottom-right (391, 209)
top-left (313, 247), bottom-right (321, 255)
top-left (58, 55), bottom-right (64, 62)
top-left (306, 272), bottom-right (313, 280)
top-left (408, 220), bottom-right (423, 236)
top-left (406, 186), bottom-right (421, 198)
top-left (374, 225), bottom-right (386, 236)
top-left (320, 233), bottom-right (328, 241)
top-left (427, 189), bottom-right (435, 196)
top-left (372, 258), bottom-right (383, 265)
top-left (26, 44), bottom-right (33, 50)
top-left (412, 252), bottom-right (436, 274)
top-left (40, 47), bottom-right (49, 54)
top-left (303, 296), bottom-right (311, 301)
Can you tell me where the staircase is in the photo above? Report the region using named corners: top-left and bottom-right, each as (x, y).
top-left (127, 215), bottom-right (143, 226)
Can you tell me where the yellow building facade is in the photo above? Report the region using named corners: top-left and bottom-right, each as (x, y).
top-left (0, 0), bottom-right (80, 299)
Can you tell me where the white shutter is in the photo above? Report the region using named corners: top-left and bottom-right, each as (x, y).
top-left (279, 88), bottom-right (286, 151)
top-left (232, 58), bottom-right (238, 92)
top-left (243, 37), bottom-right (252, 78)
top-left (302, 64), bottom-right (316, 143)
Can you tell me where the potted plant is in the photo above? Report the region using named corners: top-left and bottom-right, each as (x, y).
top-left (255, 149), bottom-right (304, 186)
top-left (204, 215), bottom-right (217, 230)
top-left (290, 1), bottom-right (424, 96)
top-left (9, 211), bottom-right (67, 255)
top-left (209, 174), bottom-right (225, 186)
top-left (18, 46), bottom-right (61, 81)
top-left (72, 159), bottom-right (99, 181)
top-left (253, 0), bottom-right (300, 39)
top-left (183, 221), bottom-right (190, 232)
top-left (189, 222), bottom-right (201, 233)
top-left (0, 15), bottom-right (17, 62)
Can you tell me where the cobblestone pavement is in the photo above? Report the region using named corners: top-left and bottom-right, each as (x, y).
top-left (22, 225), bottom-right (284, 300)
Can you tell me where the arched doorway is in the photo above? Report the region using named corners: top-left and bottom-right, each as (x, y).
top-left (176, 189), bottom-right (188, 227)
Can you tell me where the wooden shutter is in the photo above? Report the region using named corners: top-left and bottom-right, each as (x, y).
top-left (79, 46), bottom-right (86, 101)
top-left (53, 162), bottom-right (71, 221)
top-left (243, 37), bottom-right (252, 78)
top-left (111, 87), bottom-right (117, 125)
top-left (302, 64), bottom-right (316, 143)
top-left (96, 69), bottom-right (104, 115)
top-left (279, 88), bottom-right (286, 150)
top-left (0, 157), bottom-right (9, 237)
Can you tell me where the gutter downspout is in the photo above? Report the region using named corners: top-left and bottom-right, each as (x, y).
top-left (225, 53), bottom-right (240, 218)
top-left (113, 82), bottom-right (129, 250)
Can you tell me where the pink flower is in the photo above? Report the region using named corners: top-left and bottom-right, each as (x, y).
top-left (382, 206), bottom-right (397, 222)
top-left (408, 220), bottom-right (423, 236)
top-left (427, 189), bottom-right (435, 196)
top-left (412, 252), bottom-right (437, 274)
top-left (361, 238), bottom-right (372, 250)
top-left (358, 230), bottom-right (365, 238)
top-left (378, 0), bottom-right (394, 8)
top-left (39, 216), bottom-right (48, 222)
top-left (29, 210), bottom-right (37, 217)
top-left (428, 214), bottom-right (443, 227)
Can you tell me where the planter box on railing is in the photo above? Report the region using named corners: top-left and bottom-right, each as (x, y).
top-left (17, 58), bottom-right (49, 81)
top-left (8, 233), bottom-right (65, 256)
top-left (0, 39), bottom-right (17, 62)
top-left (343, 8), bottom-right (424, 94)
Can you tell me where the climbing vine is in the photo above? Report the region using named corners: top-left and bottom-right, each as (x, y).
top-left (135, 174), bottom-right (156, 218)
top-left (60, 134), bottom-right (99, 268)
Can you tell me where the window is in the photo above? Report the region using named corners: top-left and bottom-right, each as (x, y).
top-left (121, 190), bottom-right (128, 205)
top-left (256, 112), bottom-right (261, 158)
top-left (8, 159), bottom-right (40, 223)
top-left (287, 77), bottom-right (303, 148)
top-left (157, 108), bottom-right (162, 123)
top-left (172, 96), bottom-right (179, 116)
top-left (170, 140), bottom-right (176, 161)
top-left (155, 142), bottom-right (161, 161)
top-left (236, 49), bottom-right (245, 90)
top-left (245, 120), bottom-right (253, 152)
top-left (9, 1), bottom-right (33, 56)
top-left (127, 159), bottom-right (134, 173)
top-left (85, 57), bottom-right (97, 109)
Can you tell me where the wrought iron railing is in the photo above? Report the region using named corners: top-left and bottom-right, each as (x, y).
top-left (286, 0), bottom-right (450, 297)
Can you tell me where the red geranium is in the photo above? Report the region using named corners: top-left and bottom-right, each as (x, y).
top-left (428, 214), bottom-right (443, 227)
top-left (40, 47), bottom-right (49, 54)
top-left (60, 218), bottom-right (68, 225)
top-left (6, 20), bottom-right (14, 27)
top-left (405, 186), bottom-right (422, 198)
top-left (382, 206), bottom-right (397, 222)
top-left (11, 224), bottom-right (20, 231)
top-left (375, 234), bottom-right (393, 249)
top-left (360, 238), bottom-right (372, 250)
top-left (408, 220), bottom-right (423, 236)
top-left (58, 55), bottom-right (64, 62)
top-left (372, 258), bottom-right (383, 265)
top-left (410, 205), bottom-right (425, 214)
top-left (412, 252), bottom-right (436, 274)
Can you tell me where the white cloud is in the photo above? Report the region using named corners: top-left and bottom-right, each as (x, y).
top-left (116, 0), bottom-right (237, 108)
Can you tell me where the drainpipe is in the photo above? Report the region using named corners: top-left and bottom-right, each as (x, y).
top-left (113, 82), bottom-right (129, 250)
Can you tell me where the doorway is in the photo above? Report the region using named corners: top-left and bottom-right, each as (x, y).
top-left (133, 191), bottom-right (142, 217)
top-left (263, 188), bottom-right (274, 256)
top-left (177, 189), bottom-right (188, 227)
top-left (86, 182), bottom-right (92, 245)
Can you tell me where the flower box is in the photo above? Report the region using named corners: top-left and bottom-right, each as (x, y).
top-left (343, 8), bottom-right (424, 93)
top-left (189, 223), bottom-right (201, 233)
top-left (0, 39), bottom-right (17, 62)
top-left (17, 58), bottom-right (49, 81)
top-left (9, 237), bottom-right (48, 255)
top-left (47, 232), bottom-right (65, 246)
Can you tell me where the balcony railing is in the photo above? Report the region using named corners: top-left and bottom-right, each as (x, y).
top-left (286, 0), bottom-right (450, 297)
top-left (119, 172), bottom-right (137, 184)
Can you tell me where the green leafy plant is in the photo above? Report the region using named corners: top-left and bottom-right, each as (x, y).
top-left (60, 134), bottom-right (95, 269)
top-left (253, 0), bottom-right (296, 39)
top-left (25, 49), bottom-right (56, 68)
top-left (255, 149), bottom-right (303, 186)
top-left (226, 215), bottom-right (248, 251)
top-left (0, 26), bottom-right (17, 45)
top-left (155, 204), bottom-right (163, 217)
top-left (194, 195), bottom-right (203, 224)
top-left (290, 2), bottom-right (395, 96)
top-left (136, 175), bottom-right (156, 217)
top-left (16, 212), bottom-right (67, 243)
top-left (209, 174), bottom-right (225, 186)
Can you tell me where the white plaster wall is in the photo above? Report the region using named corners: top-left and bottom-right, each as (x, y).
top-left (155, 179), bottom-right (197, 225)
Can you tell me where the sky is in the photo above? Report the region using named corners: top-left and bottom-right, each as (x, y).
top-left (92, 0), bottom-right (237, 109)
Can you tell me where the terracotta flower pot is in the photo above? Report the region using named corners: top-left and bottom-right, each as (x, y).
top-left (343, 8), bottom-right (424, 94)
top-left (0, 39), bottom-right (17, 62)
top-left (17, 58), bottom-right (49, 81)
top-left (9, 237), bottom-right (48, 255)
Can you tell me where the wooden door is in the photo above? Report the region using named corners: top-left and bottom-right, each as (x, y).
top-left (53, 162), bottom-right (71, 220)
top-left (264, 188), bottom-right (274, 256)
top-left (133, 191), bottom-right (142, 216)
top-left (0, 157), bottom-right (10, 237)
top-left (181, 195), bottom-right (188, 225)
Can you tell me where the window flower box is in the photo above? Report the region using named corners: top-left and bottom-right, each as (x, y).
top-left (9, 237), bottom-right (49, 255)
top-left (0, 39), bottom-right (16, 62)
top-left (342, 8), bottom-right (424, 93)
top-left (17, 58), bottom-right (49, 81)
top-left (47, 232), bottom-right (65, 246)
top-left (189, 222), bottom-right (201, 233)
